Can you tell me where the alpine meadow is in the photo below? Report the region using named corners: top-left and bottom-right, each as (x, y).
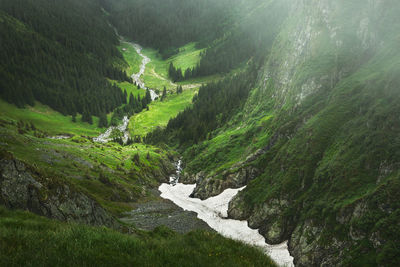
top-left (1, 0), bottom-right (399, 266)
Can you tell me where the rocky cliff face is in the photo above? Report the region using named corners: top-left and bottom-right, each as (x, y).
top-left (188, 165), bottom-right (259, 200)
top-left (0, 153), bottom-right (118, 228)
top-left (186, 136), bottom-right (280, 199)
top-left (189, 0), bottom-right (400, 265)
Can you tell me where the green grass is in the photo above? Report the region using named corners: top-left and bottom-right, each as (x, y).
top-left (0, 206), bottom-right (277, 267)
top-left (129, 88), bottom-right (198, 136)
top-left (141, 43), bottom-right (212, 91)
top-left (0, 122), bottom-right (171, 214)
top-left (114, 81), bottom-right (146, 102)
top-left (119, 38), bottom-right (219, 93)
top-left (118, 42), bottom-right (142, 75)
top-left (142, 47), bottom-right (176, 90)
top-left (0, 99), bottom-right (174, 214)
top-left (0, 99), bottom-right (102, 136)
top-left (169, 42), bottom-right (205, 70)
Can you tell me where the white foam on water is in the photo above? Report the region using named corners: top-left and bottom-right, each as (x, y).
top-left (128, 42), bottom-right (158, 101)
top-left (93, 116), bottom-right (130, 144)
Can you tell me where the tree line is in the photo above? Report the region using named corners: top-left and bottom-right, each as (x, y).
top-left (109, 88), bottom-right (152, 127)
top-left (0, 0), bottom-right (131, 118)
top-left (146, 62), bottom-right (260, 146)
top-left (101, 0), bottom-right (231, 58)
top-left (165, 0), bottom-right (290, 81)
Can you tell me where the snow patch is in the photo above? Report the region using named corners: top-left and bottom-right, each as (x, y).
top-left (159, 183), bottom-right (294, 267)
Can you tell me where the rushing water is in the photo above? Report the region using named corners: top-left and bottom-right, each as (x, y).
top-left (159, 162), bottom-right (294, 267)
top-left (169, 160), bottom-right (182, 185)
top-left (48, 135), bottom-right (71, 140)
top-left (127, 42), bottom-right (158, 101)
top-left (93, 116), bottom-right (130, 144)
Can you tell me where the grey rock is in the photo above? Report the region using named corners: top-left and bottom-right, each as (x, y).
top-left (0, 157), bottom-right (118, 228)
top-left (190, 166), bottom-right (260, 200)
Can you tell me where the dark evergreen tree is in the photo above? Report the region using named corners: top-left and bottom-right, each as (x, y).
top-left (145, 89), bottom-right (152, 104)
top-left (161, 86), bottom-right (167, 101)
top-left (0, 0), bottom-right (128, 114)
top-left (146, 67), bottom-right (258, 146)
top-left (103, 0), bottom-right (230, 58)
top-left (129, 93), bottom-right (135, 107)
top-left (98, 113), bottom-right (108, 128)
top-left (82, 109), bottom-right (93, 125)
top-left (123, 90), bottom-right (128, 104)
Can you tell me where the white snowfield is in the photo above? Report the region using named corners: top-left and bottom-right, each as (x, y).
top-left (159, 183), bottom-right (294, 267)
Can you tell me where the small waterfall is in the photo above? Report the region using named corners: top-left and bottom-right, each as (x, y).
top-left (169, 160), bottom-right (182, 186)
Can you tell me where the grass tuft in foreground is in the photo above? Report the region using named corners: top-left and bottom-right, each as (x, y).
top-left (0, 206), bottom-right (276, 267)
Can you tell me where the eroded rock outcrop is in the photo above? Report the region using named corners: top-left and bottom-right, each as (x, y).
top-left (0, 154), bottom-right (118, 228)
top-left (189, 165), bottom-right (260, 200)
top-left (187, 135), bottom-right (280, 200)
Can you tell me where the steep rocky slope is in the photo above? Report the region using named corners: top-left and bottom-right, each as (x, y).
top-left (185, 0), bottom-right (400, 265)
top-left (0, 152), bottom-right (118, 228)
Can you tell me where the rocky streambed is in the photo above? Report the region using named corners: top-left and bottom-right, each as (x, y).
top-left (93, 116), bottom-right (130, 144)
top-left (120, 161), bottom-right (212, 233)
top-left (120, 192), bottom-right (211, 234)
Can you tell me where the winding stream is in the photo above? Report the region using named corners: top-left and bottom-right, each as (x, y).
top-left (94, 25), bottom-right (159, 143)
top-left (93, 116), bottom-right (130, 143)
top-left (125, 41), bottom-right (158, 101)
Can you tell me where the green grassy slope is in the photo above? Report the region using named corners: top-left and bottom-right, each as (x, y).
top-left (129, 89), bottom-right (198, 137)
top-left (177, 0), bottom-right (400, 265)
top-left (0, 100), bottom-right (103, 137)
top-left (118, 42), bottom-right (142, 75)
top-left (0, 110), bottom-right (173, 214)
top-left (169, 42), bottom-right (205, 70)
top-left (0, 206), bottom-right (276, 267)
top-left (0, 18), bottom-right (205, 217)
top-left (140, 45), bottom-right (202, 91)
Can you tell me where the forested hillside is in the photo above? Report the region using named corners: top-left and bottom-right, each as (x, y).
top-left (0, 0), bottom-right (129, 117)
top-left (101, 0), bottom-right (231, 58)
top-left (102, 0), bottom-right (289, 78)
top-left (145, 0), bottom-right (400, 265)
top-left (147, 61), bottom-right (260, 146)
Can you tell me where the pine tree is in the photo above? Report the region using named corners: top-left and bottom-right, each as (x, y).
top-left (184, 68), bottom-right (192, 80)
top-left (98, 112), bottom-right (108, 128)
top-left (176, 68), bottom-right (183, 81)
top-left (168, 63), bottom-right (176, 81)
top-left (82, 109), bottom-right (93, 124)
top-left (145, 88), bottom-right (152, 104)
top-left (129, 93), bottom-right (135, 107)
top-left (123, 90), bottom-right (128, 104)
top-left (161, 86), bottom-right (167, 101)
